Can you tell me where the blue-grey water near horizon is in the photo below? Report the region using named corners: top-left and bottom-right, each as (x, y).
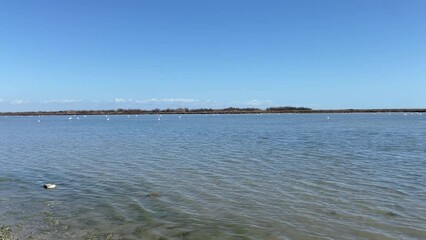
top-left (1, 113), bottom-right (425, 239)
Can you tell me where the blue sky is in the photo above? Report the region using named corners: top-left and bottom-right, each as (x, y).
top-left (1, 0), bottom-right (425, 111)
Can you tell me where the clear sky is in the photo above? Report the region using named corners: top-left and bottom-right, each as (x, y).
top-left (1, 0), bottom-right (425, 111)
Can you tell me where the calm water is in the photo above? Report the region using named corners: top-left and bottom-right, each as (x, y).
top-left (0, 113), bottom-right (425, 240)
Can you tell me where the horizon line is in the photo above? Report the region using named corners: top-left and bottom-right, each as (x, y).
top-left (1, 107), bottom-right (426, 116)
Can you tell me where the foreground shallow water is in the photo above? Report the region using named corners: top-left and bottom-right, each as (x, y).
top-left (1, 113), bottom-right (425, 239)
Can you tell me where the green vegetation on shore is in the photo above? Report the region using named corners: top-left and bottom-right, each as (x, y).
top-left (0, 107), bottom-right (425, 116)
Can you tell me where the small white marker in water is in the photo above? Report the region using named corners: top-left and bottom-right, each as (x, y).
top-left (84, 115), bottom-right (87, 118)
top-left (179, 115), bottom-right (182, 119)
top-left (107, 117), bottom-right (110, 121)
top-left (76, 117), bottom-right (80, 120)
top-left (327, 116), bottom-right (330, 120)
top-left (68, 116), bottom-right (72, 120)
top-left (37, 120), bottom-right (41, 123)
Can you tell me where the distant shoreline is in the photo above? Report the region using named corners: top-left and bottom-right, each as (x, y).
top-left (1, 107), bottom-right (425, 116)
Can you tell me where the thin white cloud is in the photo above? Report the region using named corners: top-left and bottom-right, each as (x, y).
top-left (246, 99), bottom-right (272, 106)
top-left (114, 98), bottom-right (134, 103)
top-left (42, 99), bottom-right (83, 104)
top-left (140, 98), bottom-right (198, 103)
top-left (109, 98), bottom-right (232, 109)
top-left (11, 99), bottom-right (29, 105)
top-left (113, 98), bottom-right (199, 104)
top-left (114, 98), bottom-right (126, 103)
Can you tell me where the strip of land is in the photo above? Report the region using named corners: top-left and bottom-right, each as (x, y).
top-left (0, 107), bottom-right (425, 116)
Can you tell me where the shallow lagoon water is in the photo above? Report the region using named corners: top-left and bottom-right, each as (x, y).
top-left (0, 113), bottom-right (426, 239)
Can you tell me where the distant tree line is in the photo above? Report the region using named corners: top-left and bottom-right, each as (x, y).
top-left (1, 107), bottom-right (425, 116)
top-left (266, 106), bottom-right (312, 112)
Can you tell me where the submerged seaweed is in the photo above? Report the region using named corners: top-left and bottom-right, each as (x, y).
top-left (0, 225), bottom-right (13, 240)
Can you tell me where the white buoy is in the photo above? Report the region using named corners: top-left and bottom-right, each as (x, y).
top-left (37, 120), bottom-right (41, 123)
top-left (107, 117), bottom-right (110, 121)
top-left (327, 116), bottom-right (330, 120)
top-left (43, 183), bottom-right (56, 189)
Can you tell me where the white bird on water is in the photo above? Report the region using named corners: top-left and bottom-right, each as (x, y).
top-left (107, 117), bottom-right (110, 121)
top-left (37, 120), bottom-right (40, 123)
top-left (179, 115), bottom-right (182, 119)
top-left (68, 116), bottom-right (72, 120)
top-left (327, 116), bottom-right (330, 120)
